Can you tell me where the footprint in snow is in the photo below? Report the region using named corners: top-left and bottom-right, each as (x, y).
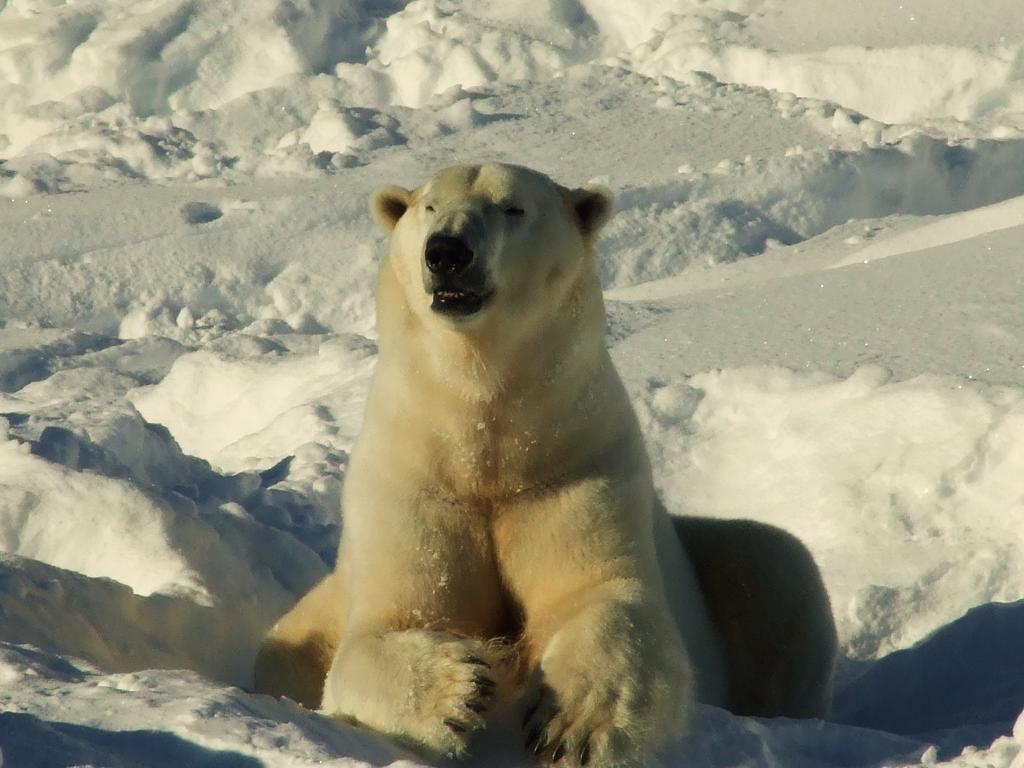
top-left (180, 201), bottom-right (223, 225)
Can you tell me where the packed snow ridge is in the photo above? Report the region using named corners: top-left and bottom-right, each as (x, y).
top-left (3, 0), bottom-right (1024, 194)
top-left (2, 0), bottom-right (1024, 766)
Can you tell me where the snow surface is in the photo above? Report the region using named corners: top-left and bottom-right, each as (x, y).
top-left (2, 0), bottom-right (1024, 766)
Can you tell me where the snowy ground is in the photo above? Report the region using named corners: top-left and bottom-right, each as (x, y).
top-left (2, 0), bottom-right (1024, 766)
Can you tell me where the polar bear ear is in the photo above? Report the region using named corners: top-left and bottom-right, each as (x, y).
top-left (568, 184), bottom-right (615, 239)
top-left (370, 185), bottom-right (413, 232)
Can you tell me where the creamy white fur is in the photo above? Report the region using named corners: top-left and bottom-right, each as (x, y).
top-left (254, 163), bottom-right (836, 765)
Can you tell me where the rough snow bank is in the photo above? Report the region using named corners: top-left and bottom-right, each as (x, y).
top-left (1, 634), bottom-right (1022, 768)
top-left (0, 641), bottom-right (401, 767)
top-left (635, 366), bottom-right (1024, 659)
top-left (833, 193), bottom-right (1024, 269)
top-left (600, 134), bottom-right (1024, 287)
top-left (130, 334), bottom-right (375, 473)
top-left (6, 102), bottom-right (1024, 338)
top-left (624, 41), bottom-right (1024, 125)
top-left (0, 438), bottom-right (203, 598)
top-left (0, 333), bottom-right (332, 686)
top-left (3, 0), bottom-right (1024, 194)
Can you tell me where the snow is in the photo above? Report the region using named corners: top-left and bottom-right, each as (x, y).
top-left (1, 0), bottom-right (1023, 766)
top-left (636, 365), bottom-right (1024, 658)
top-left (129, 335), bottom-right (375, 472)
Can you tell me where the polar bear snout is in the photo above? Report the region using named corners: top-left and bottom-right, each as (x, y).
top-left (423, 233), bottom-right (493, 318)
top-left (425, 234), bottom-right (474, 276)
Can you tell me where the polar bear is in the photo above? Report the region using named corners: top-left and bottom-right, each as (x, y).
top-left (254, 163), bottom-right (837, 765)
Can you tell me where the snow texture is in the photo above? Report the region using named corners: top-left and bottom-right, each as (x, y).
top-left (1, 0), bottom-right (1023, 766)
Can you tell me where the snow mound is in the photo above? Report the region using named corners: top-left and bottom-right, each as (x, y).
top-left (0, 327), bottom-right (115, 392)
top-left (130, 334), bottom-right (376, 473)
top-left (0, 437), bottom-right (204, 598)
top-left (0, 642), bottom-right (400, 768)
top-left (833, 194), bottom-right (1024, 269)
top-left (0, 0), bottom-right (589, 188)
top-left (602, 134), bottom-right (1024, 287)
top-left (6, 0), bottom-right (1024, 194)
top-left (626, 40), bottom-right (1024, 125)
top-left (335, 0), bottom-right (588, 109)
top-left (635, 365), bottom-right (1024, 659)
top-left (1, 634), bottom-right (1022, 768)
top-left (0, 332), bottom-right (331, 684)
top-left (0, 409), bottom-right (329, 679)
top-left (0, 0), bottom-right (377, 145)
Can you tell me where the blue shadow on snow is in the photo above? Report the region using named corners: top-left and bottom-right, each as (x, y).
top-left (833, 599), bottom-right (1024, 758)
top-left (0, 712), bottom-right (263, 768)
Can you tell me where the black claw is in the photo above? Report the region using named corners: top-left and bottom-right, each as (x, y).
top-left (466, 699), bottom-right (487, 713)
top-left (552, 741), bottom-right (566, 762)
top-left (528, 724), bottom-right (549, 756)
top-left (465, 654), bottom-right (491, 668)
top-left (525, 726), bottom-right (540, 753)
top-left (443, 717), bottom-right (467, 734)
top-left (474, 673), bottom-right (497, 692)
top-left (580, 741), bottom-right (591, 766)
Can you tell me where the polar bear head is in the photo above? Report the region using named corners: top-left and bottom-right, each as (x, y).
top-left (370, 163), bottom-right (613, 341)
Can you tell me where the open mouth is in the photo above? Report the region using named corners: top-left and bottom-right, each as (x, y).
top-left (431, 288), bottom-right (490, 317)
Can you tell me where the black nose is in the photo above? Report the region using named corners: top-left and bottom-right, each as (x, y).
top-left (425, 234), bottom-right (474, 276)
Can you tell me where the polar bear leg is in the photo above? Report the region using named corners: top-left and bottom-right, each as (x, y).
top-left (672, 516), bottom-right (838, 718)
top-left (498, 480), bottom-right (694, 767)
top-left (520, 591), bottom-right (693, 767)
top-left (321, 629), bottom-right (499, 758)
top-left (316, 472), bottom-right (511, 758)
top-left (253, 569), bottom-right (347, 708)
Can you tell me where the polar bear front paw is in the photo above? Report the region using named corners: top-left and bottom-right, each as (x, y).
top-left (323, 631), bottom-right (499, 759)
top-left (522, 679), bottom-right (678, 767)
top-left (413, 640), bottom-right (498, 755)
top-left (521, 623), bottom-right (692, 767)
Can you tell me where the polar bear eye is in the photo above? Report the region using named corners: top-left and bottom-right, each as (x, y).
top-left (425, 204), bottom-right (435, 213)
top-left (504, 206), bottom-right (525, 217)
